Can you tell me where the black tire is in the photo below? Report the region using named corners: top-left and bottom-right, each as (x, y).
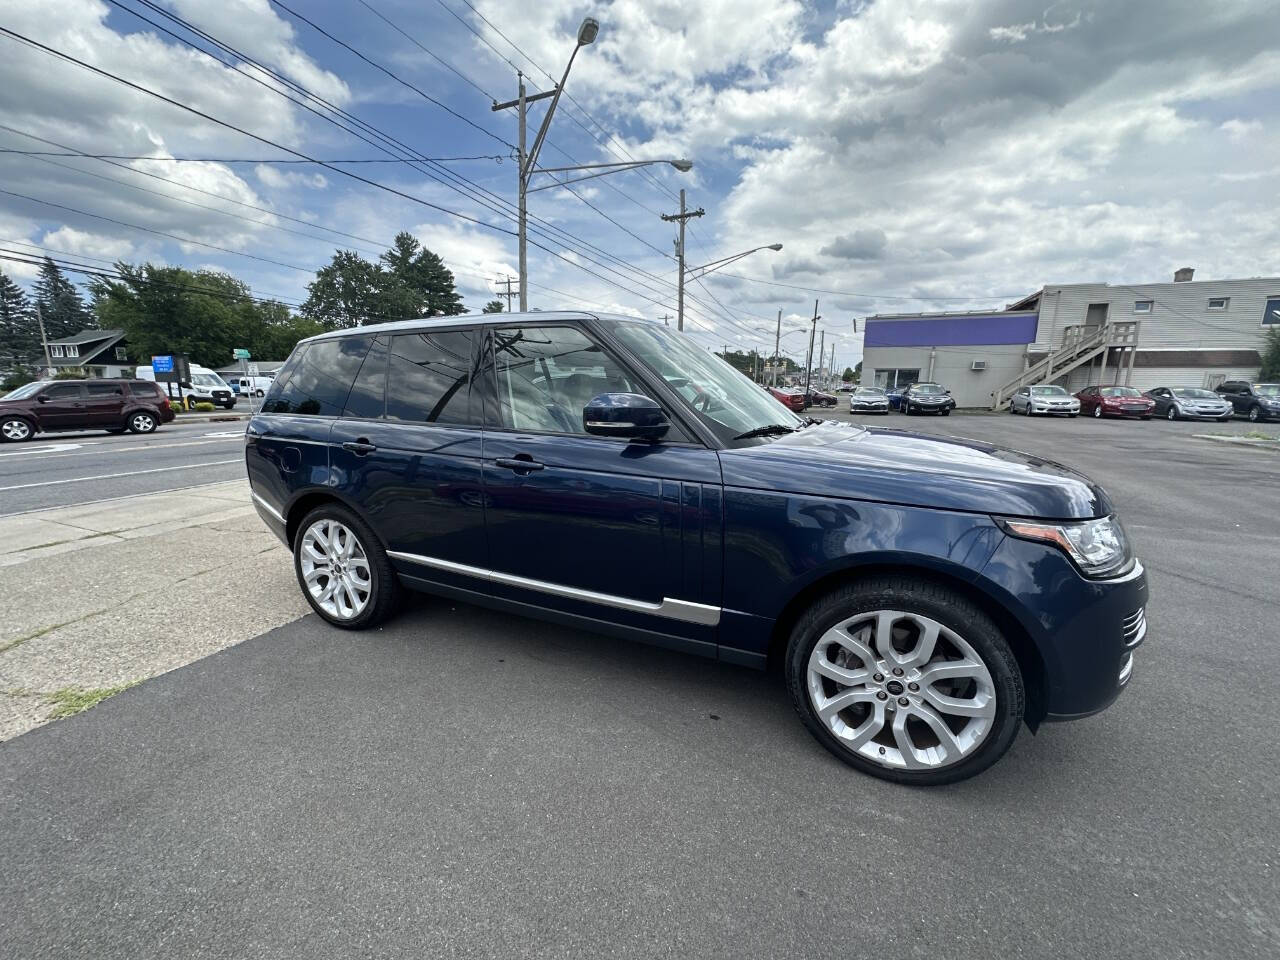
top-left (222, 401), bottom-right (236, 410)
top-left (941, 408), bottom-right (951, 416)
top-left (1092, 406), bottom-right (1103, 419)
top-left (1, 416), bottom-right (35, 442)
top-left (1248, 405), bottom-right (1261, 422)
top-left (105, 427), bottom-right (127, 434)
top-left (1007, 402), bottom-right (1015, 414)
top-left (1068, 413), bottom-right (1078, 418)
top-left (1166, 406), bottom-right (1178, 421)
top-left (127, 411), bottom-right (158, 434)
top-left (784, 577), bottom-right (1025, 786)
top-left (293, 502), bottom-right (401, 630)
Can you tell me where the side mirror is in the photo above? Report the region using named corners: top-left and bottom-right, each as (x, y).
top-left (37, 394), bottom-right (52, 402)
top-left (583, 393), bottom-right (670, 441)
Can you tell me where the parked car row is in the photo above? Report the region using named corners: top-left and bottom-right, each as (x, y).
top-left (0, 378), bottom-right (175, 440)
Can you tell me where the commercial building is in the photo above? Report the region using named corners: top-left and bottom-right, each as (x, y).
top-left (863, 270), bottom-right (1279, 408)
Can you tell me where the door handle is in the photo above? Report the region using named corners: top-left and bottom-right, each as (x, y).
top-left (495, 456), bottom-right (544, 472)
top-left (341, 440), bottom-right (377, 456)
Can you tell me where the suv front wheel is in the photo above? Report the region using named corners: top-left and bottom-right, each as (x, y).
top-left (128, 412), bottom-right (158, 433)
top-left (785, 577), bottom-right (1024, 785)
top-left (1, 417), bottom-right (33, 442)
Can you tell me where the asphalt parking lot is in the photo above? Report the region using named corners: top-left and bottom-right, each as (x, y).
top-left (2, 412), bottom-right (1276, 959)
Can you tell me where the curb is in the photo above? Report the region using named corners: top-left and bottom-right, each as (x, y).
top-left (1191, 433), bottom-right (1280, 450)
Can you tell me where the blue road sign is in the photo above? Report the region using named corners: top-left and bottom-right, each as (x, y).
top-left (152, 355), bottom-right (175, 373)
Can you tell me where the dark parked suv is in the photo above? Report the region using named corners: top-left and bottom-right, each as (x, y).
top-left (1214, 380), bottom-right (1280, 422)
top-left (247, 312), bottom-right (1148, 785)
top-left (0, 378), bottom-right (174, 441)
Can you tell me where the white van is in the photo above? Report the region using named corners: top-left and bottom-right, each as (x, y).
top-left (135, 364), bottom-right (237, 409)
top-left (231, 375), bottom-right (274, 398)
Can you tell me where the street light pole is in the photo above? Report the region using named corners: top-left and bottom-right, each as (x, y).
top-left (804, 299), bottom-right (821, 401)
top-left (773, 309), bottom-right (781, 387)
top-left (517, 75), bottom-right (528, 311)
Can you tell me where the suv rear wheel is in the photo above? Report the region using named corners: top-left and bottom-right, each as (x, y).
top-left (1, 417), bottom-right (33, 442)
top-left (785, 577), bottom-right (1024, 785)
top-left (293, 504), bottom-right (400, 629)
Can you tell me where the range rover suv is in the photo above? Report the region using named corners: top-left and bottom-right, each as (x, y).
top-left (246, 312), bottom-right (1148, 785)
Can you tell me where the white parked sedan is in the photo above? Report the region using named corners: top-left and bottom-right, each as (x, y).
top-left (1010, 385), bottom-right (1080, 417)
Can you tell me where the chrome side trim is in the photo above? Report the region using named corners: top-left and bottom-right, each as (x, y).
top-left (251, 491), bottom-right (286, 525)
top-left (386, 550), bottom-right (721, 626)
top-left (1117, 651), bottom-right (1134, 686)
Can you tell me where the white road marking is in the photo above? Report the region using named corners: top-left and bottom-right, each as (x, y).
top-left (0, 442), bottom-right (94, 458)
top-left (0, 437), bottom-right (242, 464)
top-left (0, 459), bottom-right (243, 492)
top-left (202, 430), bottom-right (248, 438)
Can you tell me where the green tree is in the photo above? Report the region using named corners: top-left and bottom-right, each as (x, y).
top-left (841, 366), bottom-right (855, 382)
top-left (0, 270), bottom-right (39, 368)
top-left (300, 250), bottom-right (385, 329)
top-left (379, 232), bottom-right (463, 318)
top-left (33, 257), bottom-right (93, 339)
top-left (1260, 328), bottom-right (1280, 380)
top-left (482, 300), bottom-right (505, 313)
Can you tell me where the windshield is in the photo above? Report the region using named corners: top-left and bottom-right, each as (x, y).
top-left (911, 384), bottom-right (946, 395)
top-left (1172, 388), bottom-right (1217, 399)
top-left (1100, 387), bottom-right (1141, 397)
top-left (1256, 384), bottom-right (1280, 396)
top-left (855, 388), bottom-right (884, 396)
top-left (2, 381), bottom-right (44, 401)
top-left (190, 373), bottom-right (227, 388)
top-left (1031, 386), bottom-right (1068, 396)
top-left (611, 322), bottom-right (802, 440)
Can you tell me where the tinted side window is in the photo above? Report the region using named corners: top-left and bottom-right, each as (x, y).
top-left (344, 336), bottom-right (388, 419)
top-left (127, 380), bottom-right (160, 397)
top-left (491, 325), bottom-right (637, 434)
top-left (386, 330), bottom-right (474, 424)
top-left (86, 382), bottom-right (124, 396)
top-left (262, 337), bottom-right (371, 416)
top-left (42, 384), bottom-right (83, 399)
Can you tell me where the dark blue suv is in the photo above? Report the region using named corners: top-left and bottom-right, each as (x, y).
top-left (247, 312), bottom-right (1148, 785)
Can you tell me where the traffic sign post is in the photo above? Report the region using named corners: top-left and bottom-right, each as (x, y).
top-left (234, 348), bottom-right (257, 414)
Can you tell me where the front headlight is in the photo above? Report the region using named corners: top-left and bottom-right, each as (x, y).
top-left (997, 515), bottom-right (1131, 578)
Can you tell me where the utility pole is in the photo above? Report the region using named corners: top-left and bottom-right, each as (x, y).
top-left (498, 275), bottom-right (516, 312)
top-left (830, 343), bottom-right (837, 386)
top-left (772, 309), bottom-right (781, 387)
top-left (804, 299), bottom-right (820, 401)
top-left (659, 314), bottom-right (671, 326)
top-left (817, 328), bottom-right (825, 390)
top-left (659, 188), bottom-right (704, 331)
top-left (35, 302), bottom-right (52, 378)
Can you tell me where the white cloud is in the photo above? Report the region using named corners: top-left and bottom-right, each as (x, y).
top-left (39, 226), bottom-right (134, 260)
top-left (255, 164), bottom-right (328, 190)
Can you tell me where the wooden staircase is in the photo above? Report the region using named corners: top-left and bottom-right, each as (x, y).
top-left (991, 321), bottom-right (1139, 409)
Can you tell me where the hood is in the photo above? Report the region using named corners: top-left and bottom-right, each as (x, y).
top-left (718, 420), bottom-right (1111, 520)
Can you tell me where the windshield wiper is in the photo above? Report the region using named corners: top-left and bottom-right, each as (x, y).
top-left (733, 423), bottom-right (798, 440)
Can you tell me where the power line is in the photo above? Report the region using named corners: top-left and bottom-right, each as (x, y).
top-left (356, 0), bottom-right (500, 102)
top-left (0, 149), bottom-right (507, 163)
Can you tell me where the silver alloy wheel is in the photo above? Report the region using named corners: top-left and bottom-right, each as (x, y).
top-left (1092, 405), bottom-right (1102, 418)
top-left (299, 518), bottom-right (373, 620)
top-left (131, 413), bottom-right (155, 432)
top-left (1167, 405), bottom-right (1178, 420)
top-left (806, 609), bottom-right (997, 770)
top-left (2, 419), bottom-right (32, 441)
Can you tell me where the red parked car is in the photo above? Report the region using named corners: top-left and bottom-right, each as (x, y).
top-left (1075, 385), bottom-right (1155, 420)
top-left (767, 386), bottom-right (806, 413)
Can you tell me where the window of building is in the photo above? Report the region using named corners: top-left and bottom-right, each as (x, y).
top-left (1133, 300), bottom-right (1153, 314)
top-left (1264, 297), bottom-right (1280, 326)
top-left (386, 330), bottom-right (476, 425)
top-left (50, 345), bottom-right (64, 357)
top-left (66, 344), bottom-right (79, 357)
top-left (873, 368), bottom-right (921, 389)
top-left (261, 336), bottom-right (372, 416)
top-left (1207, 297), bottom-right (1229, 311)
top-left (115, 346), bottom-right (128, 360)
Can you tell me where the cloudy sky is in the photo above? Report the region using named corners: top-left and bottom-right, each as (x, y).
top-left (0, 0), bottom-right (1277, 366)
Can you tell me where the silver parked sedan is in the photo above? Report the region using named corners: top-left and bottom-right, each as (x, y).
top-left (1010, 384), bottom-right (1080, 417)
top-left (1144, 386), bottom-right (1233, 421)
top-left (848, 386), bottom-right (891, 414)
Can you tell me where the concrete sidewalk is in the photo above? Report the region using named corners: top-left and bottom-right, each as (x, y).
top-left (0, 481), bottom-right (306, 740)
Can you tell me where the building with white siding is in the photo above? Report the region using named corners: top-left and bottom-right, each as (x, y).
top-left (863, 269), bottom-right (1279, 408)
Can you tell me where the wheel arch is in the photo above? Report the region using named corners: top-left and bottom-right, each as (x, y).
top-left (1, 412), bottom-right (37, 432)
top-left (765, 561), bottom-right (1049, 728)
top-left (283, 489), bottom-right (368, 549)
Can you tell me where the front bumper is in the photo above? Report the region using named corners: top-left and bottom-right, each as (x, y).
top-left (979, 537), bottom-right (1149, 722)
top-left (1031, 403), bottom-right (1079, 415)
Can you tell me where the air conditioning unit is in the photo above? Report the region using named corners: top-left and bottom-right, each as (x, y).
top-left (971, 359), bottom-right (988, 371)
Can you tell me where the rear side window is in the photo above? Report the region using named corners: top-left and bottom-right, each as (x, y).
top-left (262, 336), bottom-right (372, 416)
top-left (128, 380), bottom-right (160, 397)
top-left (86, 382), bottom-right (124, 396)
top-left (385, 330), bottom-right (475, 424)
top-left (343, 336), bottom-right (388, 419)
top-left (42, 384), bottom-right (83, 399)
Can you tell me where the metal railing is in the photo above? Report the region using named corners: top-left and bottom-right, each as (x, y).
top-left (991, 321), bottom-right (1140, 409)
